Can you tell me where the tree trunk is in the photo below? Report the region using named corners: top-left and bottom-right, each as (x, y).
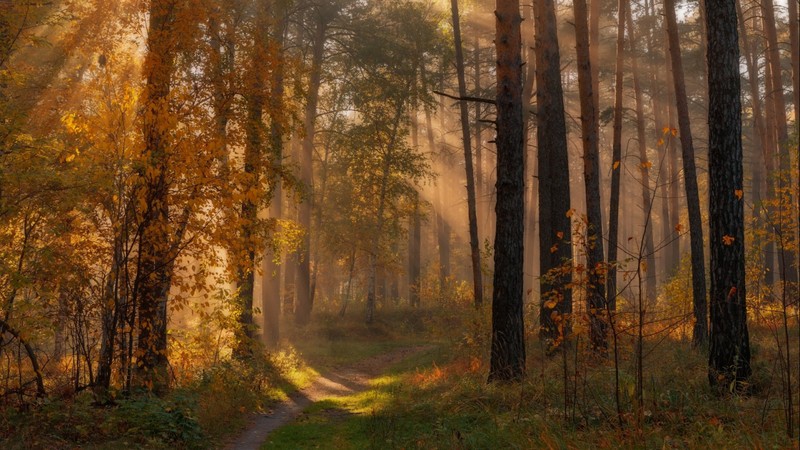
top-left (737, 0), bottom-right (773, 288)
top-left (296, 10), bottom-right (329, 327)
top-left (450, 0), bottom-right (483, 307)
top-left (262, 7), bottom-right (288, 349)
top-left (664, 0), bottom-right (707, 346)
top-left (435, 78), bottom-right (452, 288)
top-left (522, 2), bottom-right (537, 303)
top-left (761, 0), bottom-right (797, 286)
top-left (573, 0), bottom-right (607, 352)
top-left (489, 0), bottom-right (526, 382)
top-left (705, 0), bottom-right (751, 389)
top-left (535, 0), bottom-right (573, 343)
top-left (625, 8), bottom-right (657, 304)
top-left (607, 0), bottom-right (625, 310)
top-left (135, 0), bottom-right (177, 392)
top-left (663, 27), bottom-right (681, 275)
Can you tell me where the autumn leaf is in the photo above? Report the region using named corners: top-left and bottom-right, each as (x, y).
top-left (734, 189), bottom-right (743, 200)
top-left (671, 128), bottom-right (678, 136)
top-left (612, 161), bottom-right (620, 170)
top-left (550, 244), bottom-right (558, 254)
top-left (566, 208), bottom-right (575, 218)
top-left (674, 223), bottom-right (683, 233)
top-left (662, 126), bottom-right (670, 134)
top-left (722, 235), bottom-right (735, 245)
top-left (641, 161), bottom-right (653, 169)
top-left (657, 138), bottom-right (665, 146)
top-left (556, 231), bottom-right (564, 239)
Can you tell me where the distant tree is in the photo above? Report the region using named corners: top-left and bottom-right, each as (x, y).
top-left (489, 0), bottom-right (525, 382)
top-left (704, 0), bottom-right (751, 391)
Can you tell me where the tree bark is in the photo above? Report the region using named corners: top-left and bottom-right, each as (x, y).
top-left (705, 0), bottom-right (751, 390)
top-left (607, 0), bottom-right (625, 310)
top-left (489, 0), bottom-right (526, 382)
top-left (535, 0), bottom-right (572, 343)
top-left (573, 0), bottom-right (607, 352)
top-left (450, 0), bottom-right (483, 307)
top-left (664, 0), bottom-right (707, 345)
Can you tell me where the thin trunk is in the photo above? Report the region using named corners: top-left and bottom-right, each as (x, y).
top-left (535, 0), bottom-right (573, 342)
top-left (262, 8), bottom-right (288, 349)
top-left (474, 37), bottom-right (484, 241)
top-left (607, 0), bottom-right (625, 310)
top-left (450, 0), bottom-right (483, 307)
top-left (435, 79), bottom-right (452, 287)
top-left (522, 2), bottom-right (537, 301)
top-left (573, 0), bottom-right (607, 351)
top-left (296, 11), bottom-right (328, 327)
top-left (664, 0), bottom-right (707, 345)
top-left (625, 8), bottom-right (657, 304)
top-left (761, 0), bottom-right (797, 285)
top-left (489, 0), bottom-right (526, 382)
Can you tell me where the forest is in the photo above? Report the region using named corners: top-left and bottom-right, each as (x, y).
top-left (0, 0), bottom-right (798, 447)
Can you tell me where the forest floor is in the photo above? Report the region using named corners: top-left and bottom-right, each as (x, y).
top-left (227, 344), bottom-right (433, 450)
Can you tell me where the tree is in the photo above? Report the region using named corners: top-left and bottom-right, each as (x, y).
top-left (449, 0), bottom-right (483, 308)
top-left (607, 0), bottom-right (625, 309)
top-left (664, 0), bottom-right (707, 346)
top-left (705, 0), bottom-right (751, 391)
top-left (572, 0), bottom-right (606, 351)
top-left (489, 0), bottom-right (525, 382)
top-left (535, 0), bottom-right (572, 343)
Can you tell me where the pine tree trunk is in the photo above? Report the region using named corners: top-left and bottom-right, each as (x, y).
top-left (535, 0), bottom-right (573, 342)
top-left (665, 0), bottom-right (707, 345)
top-left (573, 0), bottom-right (607, 351)
top-left (705, 0), bottom-right (751, 389)
top-left (450, 0), bottom-right (483, 307)
top-left (607, 0), bottom-right (626, 310)
top-left (489, 0), bottom-right (526, 382)
top-left (625, 8), bottom-right (657, 304)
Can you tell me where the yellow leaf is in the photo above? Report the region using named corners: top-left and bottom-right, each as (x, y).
top-left (722, 235), bottom-right (735, 246)
top-left (641, 161), bottom-right (653, 169)
top-left (556, 231), bottom-right (564, 239)
top-left (550, 244), bottom-right (558, 254)
top-left (671, 128), bottom-right (678, 137)
top-left (640, 261), bottom-right (647, 272)
top-left (65, 153), bottom-right (76, 163)
top-left (613, 161), bottom-right (620, 170)
top-left (544, 299), bottom-right (559, 309)
top-left (674, 223), bottom-right (683, 233)
top-left (662, 126), bottom-right (670, 134)
top-left (566, 208), bottom-right (575, 218)
top-left (734, 189), bottom-right (743, 200)
top-left (657, 138), bottom-right (665, 146)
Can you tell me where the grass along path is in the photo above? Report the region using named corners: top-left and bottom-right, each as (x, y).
top-left (228, 344), bottom-right (436, 450)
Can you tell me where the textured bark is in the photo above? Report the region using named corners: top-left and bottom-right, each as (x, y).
top-left (535, 0), bottom-right (572, 341)
top-left (296, 10), bottom-right (329, 327)
top-left (664, 0), bottom-right (707, 345)
top-left (573, 0), bottom-right (607, 351)
top-left (607, 0), bottom-right (625, 309)
top-left (522, 3), bottom-right (536, 301)
top-left (450, 0), bottom-right (483, 307)
top-left (489, 0), bottom-right (526, 382)
top-left (705, 0), bottom-right (751, 389)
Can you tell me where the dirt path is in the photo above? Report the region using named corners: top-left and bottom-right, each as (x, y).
top-left (227, 345), bottom-right (430, 450)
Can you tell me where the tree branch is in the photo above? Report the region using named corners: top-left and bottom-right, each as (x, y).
top-left (433, 90), bottom-right (496, 106)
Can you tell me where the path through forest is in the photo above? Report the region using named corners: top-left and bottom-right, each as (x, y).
top-left (227, 345), bottom-right (430, 450)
